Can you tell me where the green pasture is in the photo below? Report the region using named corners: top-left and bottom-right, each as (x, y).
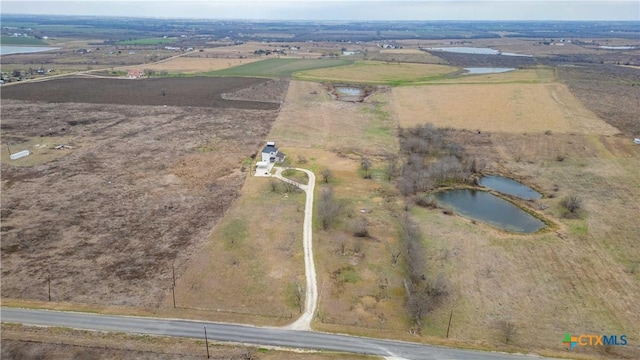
top-left (205, 58), bottom-right (353, 78)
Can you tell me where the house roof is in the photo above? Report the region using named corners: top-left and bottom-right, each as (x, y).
top-left (262, 144), bottom-right (278, 154)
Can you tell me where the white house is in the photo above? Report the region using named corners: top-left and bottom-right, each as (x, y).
top-left (261, 141), bottom-right (285, 163)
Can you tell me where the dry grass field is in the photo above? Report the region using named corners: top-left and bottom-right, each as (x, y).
top-left (295, 61), bottom-right (457, 84)
top-left (166, 174), bottom-right (306, 321)
top-left (0, 77), bottom-right (284, 307)
top-left (269, 81), bottom-right (398, 155)
top-left (126, 57), bottom-right (263, 74)
top-left (393, 82), bottom-right (620, 134)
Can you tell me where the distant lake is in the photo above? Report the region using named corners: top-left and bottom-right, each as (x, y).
top-left (427, 47), bottom-right (532, 57)
top-left (599, 46), bottom-right (635, 50)
top-left (0, 46), bottom-right (59, 55)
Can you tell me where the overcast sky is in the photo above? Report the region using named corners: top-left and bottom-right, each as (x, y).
top-left (2, 1), bottom-right (639, 21)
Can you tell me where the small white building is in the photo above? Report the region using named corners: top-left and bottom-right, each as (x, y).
top-left (261, 141), bottom-right (285, 163)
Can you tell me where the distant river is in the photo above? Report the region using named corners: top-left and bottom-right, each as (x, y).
top-left (0, 46), bottom-right (59, 55)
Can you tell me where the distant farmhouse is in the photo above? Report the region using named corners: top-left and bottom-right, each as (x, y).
top-left (127, 69), bottom-right (144, 79)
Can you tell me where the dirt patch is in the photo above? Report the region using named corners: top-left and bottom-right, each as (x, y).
top-left (0, 77), bottom-right (282, 110)
top-left (0, 99), bottom-right (279, 307)
top-left (222, 78), bottom-right (290, 103)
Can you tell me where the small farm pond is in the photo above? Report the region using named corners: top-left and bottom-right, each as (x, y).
top-left (464, 67), bottom-right (515, 75)
top-left (434, 189), bottom-right (546, 233)
top-left (479, 175), bottom-right (542, 200)
top-left (335, 86), bottom-right (364, 96)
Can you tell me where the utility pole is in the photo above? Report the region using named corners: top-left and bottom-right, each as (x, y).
top-left (204, 326), bottom-right (210, 358)
top-left (47, 273), bottom-right (51, 301)
top-left (446, 309), bottom-right (453, 338)
top-left (171, 264), bottom-right (176, 308)
top-left (6, 143), bottom-right (12, 155)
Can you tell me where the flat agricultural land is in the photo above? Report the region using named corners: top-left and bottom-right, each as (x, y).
top-left (126, 57), bottom-right (263, 74)
top-left (269, 80), bottom-right (398, 155)
top-left (206, 58), bottom-right (353, 77)
top-left (167, 173), bottom-right (306, 321)
top-left (393, 82), bottom-right (620, 134)
top-left (0, 77), bottom-right (280, 110)
top-left (295, 61), bottom-right (457, 84)
top-left (116, 37), bottom-right (177, 45)
top-left (0, 77), bottom-right (285, 307)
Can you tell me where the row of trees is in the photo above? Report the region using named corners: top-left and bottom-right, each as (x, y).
top-left (400, 215), bottom-right (447, 331)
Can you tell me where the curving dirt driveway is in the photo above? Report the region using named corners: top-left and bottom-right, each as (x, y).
top-left (273, 167), bottom-right (317, 331)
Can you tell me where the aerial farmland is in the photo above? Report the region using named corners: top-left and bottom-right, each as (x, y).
top-left (1, 13), bottom-right (639, 360)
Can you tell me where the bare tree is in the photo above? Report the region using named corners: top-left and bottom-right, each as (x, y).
top-left (406, 275), bottom-right (447, 328)
top-left (387, 245), bottom-right (401, 266)
top-left (361, 156), bottom-right (372, 179)
top-left (402, 215), bottom-right (425, 283)
top-left (497, 320), bottom-right (518, 344)
top-left (351, 216), bottom-right (369, 237)
top-left (293, 281), bottom-right (304, 313)
top-left (560, 194), bottom-right (583, 218)
top-left (320, 168), bottom-right (333, 183)
top-left (317, 187), bottom-right (342, 230)
top-left (386, 155), bottom-right (399, 181)
top-left (269, 179), bottom-right (279, 192)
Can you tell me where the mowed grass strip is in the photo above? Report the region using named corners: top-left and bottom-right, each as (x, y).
top-left (206, 58), bottom-right (353, 77)
top-left (295, 60), bottom-right (458, 85)
top-left (433, 67), bottom-right (556, 84)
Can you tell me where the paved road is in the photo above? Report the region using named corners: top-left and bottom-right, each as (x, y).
top-left (1, 308), bottom-right (545, 360)
top-left (273, 167), bottom-right (317, 331)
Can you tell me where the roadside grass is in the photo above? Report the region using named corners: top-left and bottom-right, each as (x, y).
top-left (1, 324), bottom-right (376, 359)
top-left (167, 173), bottom-right (306, 323)
top-left (205, 58), bottom-right (353, 78)
top-left (1, 36), bottom-right (49, 45)
top-left (116, 37), bottom-right (177, 45)
top-left (294, 60), bottom-right (458, 84)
